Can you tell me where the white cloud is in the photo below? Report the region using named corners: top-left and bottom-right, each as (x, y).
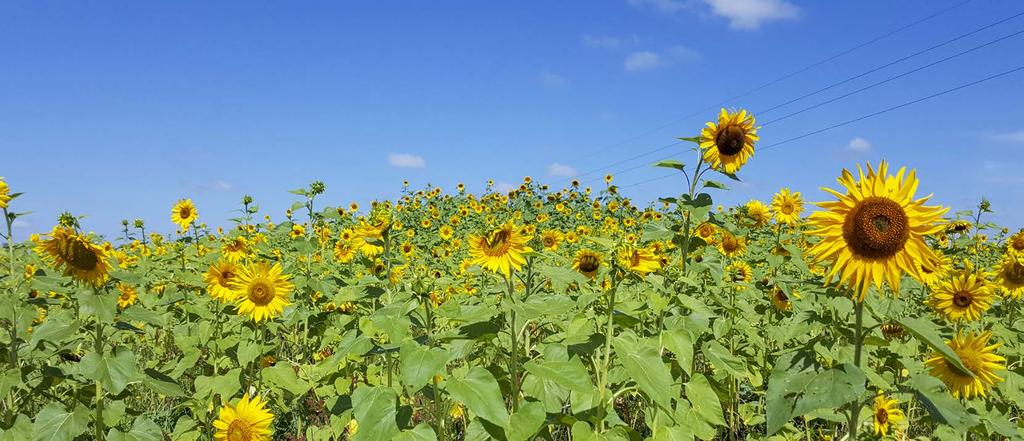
top-left (537, 71), bottom-right (567, 87)
top-left (624, 46), bottom-right (699, 72)
top-left (547, 163), bottom-right (578, 177)
top-left (628, 0), bottom-right (689, 14)
top-left (977, 160), bottom-right (1024, 184)
top-left (625, 51), bottom-right (663, 71)
top-left (213, 180), bottom-right (234, 191)
top-left (989, 131), bottom-right (1024, 143)
top-left (846, 137), bottom-right (872, 153)
top-left (12, 219), bottom-right (30, 229)
top-left (494, 182), bottom-right (517, 193)
top-left (704, 0), bottom-right (800, 30)
top-left (387, 153), bottom-right (426, 168)
top-left (582, 34), bottom-right (639, 49)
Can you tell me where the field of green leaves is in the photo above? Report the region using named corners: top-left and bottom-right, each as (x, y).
top-left (2, 109), bottom-right (1024, 441)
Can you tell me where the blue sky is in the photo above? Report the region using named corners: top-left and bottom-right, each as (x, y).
top-left (2, 0), bottom-right (1023, 240)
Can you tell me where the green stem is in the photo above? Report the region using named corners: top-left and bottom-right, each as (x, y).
top-left (597, 273), bottom-right (619, 432)
top-left (848, 299), bottom-right (865, 439)
top-left (505, 275), bottom-right (520, 412)
top-left (93, 320), bottom-right (106, 441)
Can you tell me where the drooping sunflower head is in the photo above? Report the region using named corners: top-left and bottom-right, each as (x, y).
top-left (467, 222), bottom-right (533, 277)
top-left (699, 108), bottom-right (759, 174)
top-left (771, 188), bottom-right (804, 225)
top-left (929, 264), bottom-right (994, 323)
top-left (924, 330), bottom-right (1006, 399)
top-left (745, 200), bottom-right (771, 227)
top-left (725, 261), bottom-right (753, 285)
top-left (717, 231), bottom-right (746, 258)
top-left (806, 161), bottom-right (948, 301)
top-left (171, 199), bottom-right (198, 231)
top-left (770, 286), bottom-right (792, 311)
top-left (205, 260), bottom-right (241, 303)
top-left (872, 392), bottom-right (905, 437)
top-left (231, 262), bottom-right (294, 323)
top-left (35, 226), bottom-right (111, 286)
top-left (213, 394), bottom-right (275, 441)
top-left (573, 249), bottom-right (603, 278)
top-left (995, 252), bottom-right (1024, 300)
top-left (616, 245), bottom-right (662, 276)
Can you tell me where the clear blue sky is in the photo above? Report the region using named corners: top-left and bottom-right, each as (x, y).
top-left (2, 0), bottom-right (1023, 240)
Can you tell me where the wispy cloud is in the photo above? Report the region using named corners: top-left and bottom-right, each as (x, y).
top-left (12, 219), bottom-right (30, 229)
top-left (547, 163), bottom-right (578, 177)
top-left (537, 71), bottom-right (568, 88)
top-left (388, 153), bottom-right (426, 168)
top-left (629, 0), bottom-right (799, 30)
top-left (191, 179), bottom-right (235, 193)
top-left (704, 0), bottom-right (800, 30)
top-left (846, 137), bottom-right (872, 153)
top-left (582, 34), bottom-right (640, 49)
top-left (494, 181), bottom-right (517, 193)
top-left (624, 46), bottom-right (699, 72)
top-left (989, 131), bottom-right (1024, 143)
top-left (977, 160), bottom-right (1024, 184)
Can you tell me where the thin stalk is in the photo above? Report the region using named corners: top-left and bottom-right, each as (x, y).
top-left (847, 299), bottom-right (865, 439)
top-left (93, 319), bottom-right (106, 441)
top-left (597, 272), bottom-right (619, 432)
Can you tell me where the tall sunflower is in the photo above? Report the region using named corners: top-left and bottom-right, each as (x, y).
top-left (171, 199), bottom-right (198, 231)
top-left (231, 262), bottom-right (294, 322)
top-left (771, 188), bottom-right (804, 225)
top-left (745, 200), bottom-right (771, 227)
top-left (213, 394), bottom-right (274, 441)
top-left (699, 108), bottom-right (759, 174)
top-left (806, 161), bottom-right (948, 301)
top-left (35, 226), bottom-right (111, 286)
top-left (116, 283), bottom-right (138, 309)
top-left (871, 392), bottom-right (904, 437)
top-left (929, 265), bottom-right (994, 322)
top-left (725, 261), bottom-right (753, 284)
top-left (572, 249), bottom-right (603, 278)
top-left (468, 223), bottom-right (533, 277)
top-left (924, 330), bottom-right (1005, 399)
top-left (717, 231), bottom-right (746, 258)
top-left (994, 253), bottom-right (1024, 299)
top-left (205, 260), bottom-right (240, 303)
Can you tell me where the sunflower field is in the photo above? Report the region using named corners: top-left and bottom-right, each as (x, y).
top-left (2, 109), bottom-right (1024, 441)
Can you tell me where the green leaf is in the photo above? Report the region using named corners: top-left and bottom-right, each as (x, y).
top-left (193, 369), bottom-right (242, 402)
top-left (391, 424), bottom-right (437, 441)
top-left (897, 317), bottom-right (973, 377)
top-left (32, 404), bottom-right (89, 441)
top-left (523, 358), bottom-right (593, 393)
top-left (907, 374), bottom-right (978, 431)
top-left (702, 180), bottom-right (728, 190)
top-left (263, 364), bottom-right (313, 397)
top-left (79, 292), bottom-right (117, 323)
top-left (0, 413), bottom-right (33, 441)
top-left (686, 374), bottom-right (725, 428)
top-left (446, 367), bottom-right (510, 429)
top-left (80, 349), bottom-right (139, 395)
top-left (654, 159), bottom-right (686, 172)
top-left (790, 363), bottom-right (866, 417)
top-left (701, 341), bottom-right (747, 380)
top-left (399, 342), bottom-right (448, 393)
top-left (27, 319), bottom-right (80, 350)
top-left (142, 368), bottom-right (185, 397)
top-left (505, 401), bottom-right (546, 441)
top-left (678, 136), bottom-right (701, 144)
top-left (642, 221), bottom-right (674, 242)
top-left (662, 329), bottom-right (694, 375)
top-left (107, 417), bottom-right (162, 441)
top-left (351, 386), bottom-right (400, 441)
top-left (614, 335), bottom-right (674, 411)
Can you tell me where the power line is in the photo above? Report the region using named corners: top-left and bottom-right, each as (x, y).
top-left (576, 10), bottom-right (1024, 184)
top-left (554, 0), bottom-right (977, 168)
top-left (618, 63), bottom-right (1024, 189)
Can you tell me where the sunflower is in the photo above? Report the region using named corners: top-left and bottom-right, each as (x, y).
top-left (924, 330), bottom-right (1005, 399)
top-left (116, 283), bottom-right (138, 309)
top-left (994, 253), bottom-right (1024, 299)
top-left (221, 236), bottom-right (249, 262)
top-left (1007, 229), bottom-right (1024, 256)
top-left (917, 253), bottom-right (951, 288)
top-left (770, 286), bottom-right (792, 311)
top-left (231, 262), bottom-right (294, 322)
top-left (0, 177), bottom-right (11, 208)
top-left (572, 249), bottom-right (603, 278)
top-left (205, 260), bottom-right (240, 303)
top-left (352, 222), bottom-right (385, 257)
top-left (699, 108), bottom-right (759, 174)
top-left (745, 200), bottom-right (771, 227)
top-left (694, 222), bottom-right (717, 244)
top-left (289, 224), bottom-right (305, 239)
top-left (540, 230), bottom-right (563, 251)
top-left (945, 220), bottom-right (972, 235)
top-left (929, 265), bottom-right (994, 322)
top-left (871, 392), bottom-right (904, 437)
top-left (35, 226), bottom-right (111, 286)
top-left (171, 199), bottom-right (198, 231)
top-left (439, 225), bottom-right (454, 240)
top-left (725, 261), bottom-right (753, 284)
top-left (333, 241), bottom-right (356, 263)
top-left (617, 246), bottom-right (662, 276)
top-left (717, 231), bottom-right (746, 258)
top-left (771, 188), bottom-right (803, 225)
top-left (468, 223), bottom-right (533, 277)
top-left (213, 394), bottom-right (275, 441)
top-left (806, 161), bottom-right (948, 301)
top-left (400, 241), bottom-right (416, 257)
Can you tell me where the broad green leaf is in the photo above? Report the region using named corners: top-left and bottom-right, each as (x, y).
top-left (351, 386), bottom-right (400, 441)
top-left (193, 369), bottom-right (242, 402)
top-left (907, 374), bottom-right (978, 431)
top-left (523, 358), bottom-right (593, 393)
top-left (80, 349), bottom-right (139, 395)
top-left (107, 417), bottom-right (162, 441)
top-left (391, 424), bottom-right (437, 441)
top-left (142, 368), bottom-right (185, 397)
top-left (686, 374), bottom-right (725, 428)
top-left (32, 404), bottom-right (89, 441)
top-left (79, 292), bottom-right (117, 323)
top-left (446, 367), bottom-right (510, 429)
top-left (654, 159), bottom-right (686, 172)
top-left (505, 401), bottom-right (546, 441)
top-left (614, 335), bottom-right (674, 411)
top-left (701, 341), bottom-right (747, 380)
top-left (662, 329), bottom-right (694, 375)
top-left (399, 342), bottom-right (448, 393)
top-left (263, 364), bottom-right (314, 397)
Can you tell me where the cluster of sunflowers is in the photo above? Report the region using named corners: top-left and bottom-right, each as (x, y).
top-left (1, 108), bottom-right (1024, 441)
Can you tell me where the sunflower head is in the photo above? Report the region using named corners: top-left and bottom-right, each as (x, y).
top-left (725, 261), bottom-right (753, 285)
top-left (745, 200), bottom-right (771, 227)
top-left (213, 394), bottom-right (275, 441)
top-left (770, 286), bottom-right (792, 311)
top-left (929, 264), bottom-right (994, 323)
top-left (116, 283), bottom-right (138, 309)
top-left (0, 177), bottom-right (11, 209)
top-left (995, 252), bottom-right (1024, 299)
top-left (872, 392), bottom-right (905, 437)
top-left (616, 246), bottom-right (662, 276)
top-left (806, 161), bottom-right (948, 301)
top-left (573, 249), bottom-right (603, 278)
top-left (206, 261), bottom-right (241, 303)
top-left (35, 226), bottom-right (111, 286)
top-left (171, 199), bottom-right (198, 231)
top-left (771, 188), bottom-right (803, 225)
top-left (1007, 229), bottom-right (1024, 255)
top-left (468, 223), bottom-right (533, 277)
top-left (231, 262), bottom-right (294, 322)
top-left (717, 231), bottom-right (746, 258)
top-left (924, 330), bottom-right (1006, 399)
top-left (699, 108), bottom-right (759, 174)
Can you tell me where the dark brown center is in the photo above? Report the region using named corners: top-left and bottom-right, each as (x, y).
top-left (843, 197), bottom-right (909, 259)
top-left (715, 125), bottom-right (746, 156)
top-left (953, 291), bottom-right (973, 308)
top-left (875, 408), bottom-right (889, 425)
top-left (66, 240), bottom-right (99, 271)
